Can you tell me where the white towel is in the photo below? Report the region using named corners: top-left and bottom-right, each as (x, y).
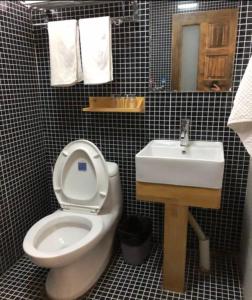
top-left (48, 20), bottom-right (83, 86)
top-left (79, 16), bottom-right (113, 85)
top-left (228, 56), bottom-right (252, 155)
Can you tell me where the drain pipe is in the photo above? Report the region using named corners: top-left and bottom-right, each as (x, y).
top-left (188, 212), bottom-right (210, 272)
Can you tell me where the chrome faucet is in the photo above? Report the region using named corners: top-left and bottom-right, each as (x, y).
top-left (180, 119), bottom-right (190, 147)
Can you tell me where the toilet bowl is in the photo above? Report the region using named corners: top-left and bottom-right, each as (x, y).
top-left (23, 140), bottom-right (122, 300)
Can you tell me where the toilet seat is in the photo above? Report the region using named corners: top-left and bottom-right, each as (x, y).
top-left (23, 210), bottom-right (103, 268)
top-left (53, 140), bottom-right (109, 214)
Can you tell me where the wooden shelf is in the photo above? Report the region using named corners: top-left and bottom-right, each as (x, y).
top-left (82, 96), bottom-right (145, 113)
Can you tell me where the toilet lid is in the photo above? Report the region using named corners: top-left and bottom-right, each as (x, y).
top-left (53, 140), bottom-right (109, 213)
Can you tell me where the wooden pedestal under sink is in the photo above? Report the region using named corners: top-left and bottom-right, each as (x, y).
top-left (136, 181), bottom-right (221, 293)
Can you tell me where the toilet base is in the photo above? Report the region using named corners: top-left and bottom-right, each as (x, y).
top-left (45, 233), bottom-right (114, 300)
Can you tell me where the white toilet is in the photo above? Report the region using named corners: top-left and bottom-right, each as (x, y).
top-left (23, 140), bottom-right (122, 300)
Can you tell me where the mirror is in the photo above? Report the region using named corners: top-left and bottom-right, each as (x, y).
top-left (150, 1), bottom-right (239, 92)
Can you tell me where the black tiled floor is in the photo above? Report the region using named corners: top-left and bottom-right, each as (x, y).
top-left (0, 245), bottom-right (243, 300)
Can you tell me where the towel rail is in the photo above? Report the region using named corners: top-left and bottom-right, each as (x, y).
top-left (23, 0), bottom-right (139, 26)
top-left (24, 1), bottom-right (124, 10)
top-left (33, 16), bottom-right (135, 27)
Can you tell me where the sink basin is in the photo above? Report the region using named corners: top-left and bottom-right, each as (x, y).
top-left (136, 140), bottom-right (224, 189)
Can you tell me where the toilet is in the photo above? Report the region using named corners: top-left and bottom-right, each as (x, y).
top-left (23, 140), bottom-right (122, 300)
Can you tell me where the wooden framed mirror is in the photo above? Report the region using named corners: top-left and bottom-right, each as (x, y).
top-left (171, 9), bottom-right (238, 92)
top-left (149, 1), bottom-right (239, 92)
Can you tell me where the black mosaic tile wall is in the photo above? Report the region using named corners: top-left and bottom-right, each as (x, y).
top-left (0, 1), bottom-right (51, 274)
top-left (31, 0), bottom-right (252, 252)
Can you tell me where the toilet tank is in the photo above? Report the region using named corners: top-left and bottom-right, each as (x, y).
top-left (103, 162), bottom-right (123, 214)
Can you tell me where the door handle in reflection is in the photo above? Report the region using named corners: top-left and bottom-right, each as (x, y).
top-left (210, 81), bottom-right (221, 91)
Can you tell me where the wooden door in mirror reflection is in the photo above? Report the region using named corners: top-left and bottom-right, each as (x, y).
top-left (171, 9), bottom-right (238, 92)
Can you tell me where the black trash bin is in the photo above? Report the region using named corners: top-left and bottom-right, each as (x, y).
top-left (118, 216), bottom-right (152, 265)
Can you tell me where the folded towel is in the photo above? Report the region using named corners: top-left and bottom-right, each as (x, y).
top-left (228, 56), bottom-right (252, 155)
top-left (79, 16), bottom-right (113, 85)
top-left (48, 20), bottom-right (83, 86)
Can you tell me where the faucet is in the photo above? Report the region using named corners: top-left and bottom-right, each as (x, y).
top-left (180, 119), bottom-right (190, 147)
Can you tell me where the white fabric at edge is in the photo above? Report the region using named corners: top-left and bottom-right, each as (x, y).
top-left (228, 56), bottom-right (252, 155)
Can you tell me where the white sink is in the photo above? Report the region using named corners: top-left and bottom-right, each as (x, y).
top-left (136, 140), bottom-right (225, 189)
